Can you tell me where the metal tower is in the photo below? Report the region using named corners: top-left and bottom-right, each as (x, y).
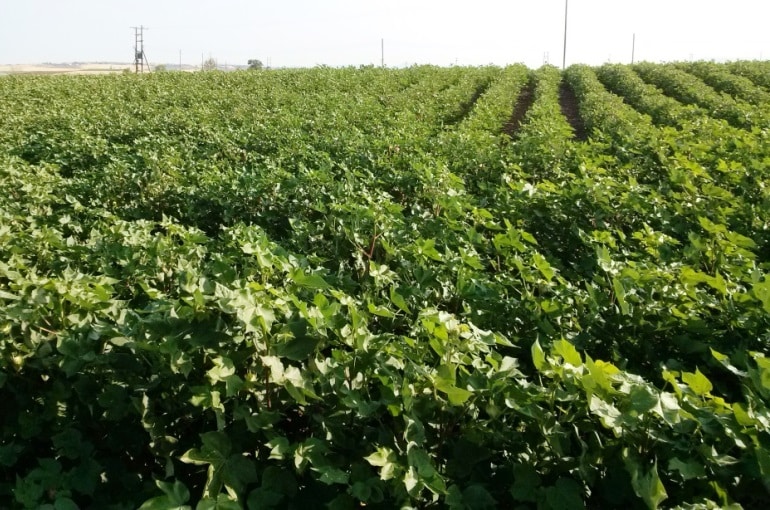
top-left (132, 26), bottom-right (151, 73)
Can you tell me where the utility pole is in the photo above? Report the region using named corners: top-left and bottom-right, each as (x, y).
top-left (562, 0), bottom-right (569, 70)
top-left (631, 33), bottom-right (636, 64)
top-left (131, 25), bottom-right (150, 73)
top-left (179, 49), bottom-right (182, 71)
top-left (381, 38), bottom-right (385, 68)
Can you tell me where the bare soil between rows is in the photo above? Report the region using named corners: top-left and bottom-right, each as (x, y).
top-left (558, 82), bottom-right (587, 140)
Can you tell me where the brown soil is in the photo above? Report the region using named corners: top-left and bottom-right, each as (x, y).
top-left (558, 82), bottom-right (587, 140)
top-left (503, 79), bottom-right (536, 137)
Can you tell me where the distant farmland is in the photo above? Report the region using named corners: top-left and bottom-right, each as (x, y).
top-left (1, 62), bottom-right (769, 509)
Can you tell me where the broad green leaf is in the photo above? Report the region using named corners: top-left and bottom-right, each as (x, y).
top-left (268, 437), bottom-right (291, 460)
top-left (315, 465), bottom-right (349, 485)
top-left (668, 458), bottom-right (706, 480)
top-left (0, 442), bottom-right (22, 467)
top-left (510, 464), bottom-right (540, 502)
top-left (612, 277), bottom-right (630, 315)
top-left (195, 494), bottom-right (241, 510)
top-left (207, 357), bottom-right (236, 383)
top-left (365, 447), bottom-right (399, 481)
top-left (589, 394), bottom-right (623, 432)
top-left (732, 403), bottom-right (755, 426)
top-left (417, 238), bottom-right (443, 261)
top-left (434, 378), bottom-right (473, 406)
top-left (532, 340), bottom-right (546, 372)
top-left (289, 269), bottom-right (330, 290)
top-left (139, 480), bottom-right (191, 510)
top-left (543, 477), bottom-right (585, 510)
top-left (247, 488), bottom-right (283, 509)
top-left (368, 301), bottom-right (396, 318)
top-left (462, 484), bottom-right (497, 509)
top-left (53, 499), bottom-right (79, 510)
top-left (389, 286), bottom-right (411, 314)
top-left (624, 452), bottom-right (668, 509)
top-left (629, 386), bottom-right (659, 415)
top-left (584, 355), bottom-right (618, 393)
top-left (682, 368), bottom-right (713, 396)
top-left (756, 447), bottom-right (770, 478)
top-left (533, 253), bottom-right (555, 281)
top-left (274, 336), bottom-right (319, 361)
top-left (0, 289), bottom-right (19, 300)
top-left (554, 339), bottom-right (582, 366)
top-left (752, 279), bottom-right (770, 313)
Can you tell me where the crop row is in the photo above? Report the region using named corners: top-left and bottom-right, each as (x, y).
top-left (1, 64), bottom-right (769, 509)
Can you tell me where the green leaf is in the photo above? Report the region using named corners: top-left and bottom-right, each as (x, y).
top-left (589, 394), bottom-right (623, 432)
top-left (315, 465), bottom-right (349, 485)
top-left (0, 442), bottom-right (22, 467)
top-left (417, 238), bottom-right (443, 261)
top-left (532, 340), bottom-right (546, 372)
top-left (261, 466), bottom-right (297, 497)
top-left (195, 494), bottom-right (241, 510)
top-left (365, 447), bottom-right (395, 467)
top-left (368, 301), bottom-right (396, 318)
top-left (629, 386), bottom-right (659, 415)
top-left (682, 368), bottom-right (713, 396)
top-left (365, 447), bottom-right (399, 481)
top-left (434, 378), bottom-right (473, 406)
top-left (533, 253), bottom-right (555, 281)
top-left (752, 279), bottom-right (770, 313)
top-left (756, 447), bottom-right (770, 478)
top-left (462, 484), bottom-right (497, 509)
top-left (274, 336), bottom-right (320, 361)
top-left (180, 432), bottom-right (249, 498)
top-left (389, 286), bottom-right (411, 314)
top-left (53, 499), bottom-right (80, 510)
top-left (510, 464), bottom-right (540, 502)
top-left (139, 480), bottom-right (191, 510)
top-left (289, 269), bottom-right (330, 290)
top-left (207, 357), bottom-right (236, 383)
top-left (181, 432), bottom-right (232, 466)
top-left (247, 488), bottom-right (283, 510)
top-left (543, 477), bottom-right (585, 510)
top-left (268, 437), bottom-right (291, 460)
top-left (624, 452), bottom-right (668, 509)
top-left (612, 277), bottom-right (630, 315)
top-left (553, 339), bottom-right (582, 366)
top-left (668, 458), bottom-right (706, 480)
top-left (0, 289), bottom-right (19, 300)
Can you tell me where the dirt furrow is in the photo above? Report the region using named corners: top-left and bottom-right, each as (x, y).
top-left (558, 81), bottom-right (587, 140)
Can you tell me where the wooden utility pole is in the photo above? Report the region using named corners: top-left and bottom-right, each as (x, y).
top-left (381, 38), bottom-right (385, 67)
top-left (631, 33), bottom-right (636, 64)
top-left (562, 0), bottom-right (569, 70)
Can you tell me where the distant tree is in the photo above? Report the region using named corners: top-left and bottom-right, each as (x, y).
top-left (202, 58), bottom-right (217, 71)
top-left (154, 64), bottom-right (167, 73)
top-left (247, 59), bottom-right (264, 71)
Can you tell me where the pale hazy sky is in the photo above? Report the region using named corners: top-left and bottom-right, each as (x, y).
top-left (1, 1), bottom-right (769, 68)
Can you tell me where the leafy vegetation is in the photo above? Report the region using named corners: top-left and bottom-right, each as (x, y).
top-left (1, 63), bottom-right (769, 509)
